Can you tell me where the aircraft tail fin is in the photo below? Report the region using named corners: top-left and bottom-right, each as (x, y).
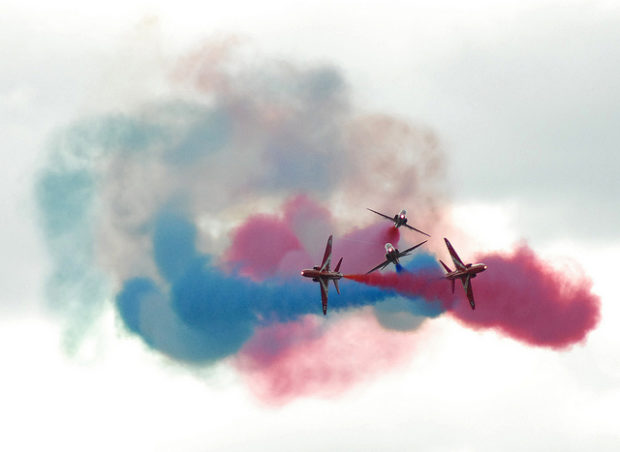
top-left (333, 279), bottom-right (340, 295)
top-left (334, 257), bottom-right (343, 273)
top-left (439, 259), bottom-right (452, 273)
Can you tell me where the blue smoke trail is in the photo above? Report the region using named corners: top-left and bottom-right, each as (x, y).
top-left (33, 114), bottom-right (164, 350)
top-left (115, 209), bottom-right (444, 363)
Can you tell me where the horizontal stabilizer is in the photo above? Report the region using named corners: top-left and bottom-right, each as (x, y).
top-left (439, 259), bottom-right (452, 273)
top-left (334, 257), bottom-right (343, 273)
top-left (333, 279), bottom-right (340, 295)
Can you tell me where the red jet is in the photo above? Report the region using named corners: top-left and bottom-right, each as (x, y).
top-left (366, 240), bottom-right (427, 274)
top-left (367, 208), bottom-right (430, 237)
top-left (300, 235), bottom-right (343, 315)
top-left (439, 238), bottom-right (487, 310)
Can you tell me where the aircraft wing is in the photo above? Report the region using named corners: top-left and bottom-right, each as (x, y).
top-left (403, 223), bottom-right (431, 237)
top-left (319, 278), bottom-right (329, 315)
top-left (462, 275), bottom-right (475, 310)
top-left (366, 259), bottom-right (390, 274)
top-left (320, 235), bottom-right (333, 272)
top-left (399, 240), bottom-right (428, 257)
top-left (367, 208), bottom-right (394, 221)
top-left (444, 238), bottom-right (466, 271)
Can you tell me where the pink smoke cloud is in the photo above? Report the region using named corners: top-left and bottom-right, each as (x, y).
top-left (234, 312), bottom-right (417, 405)
top-left (223, 195), bottom-right (407, 278)
top-left (222, 195), bottom-right (600, 407)
top-left (346, 244), bottom-right (601, 349)
top-left (450, 245), bottom-right (601, 349)
top-left (222, 212), bottom-right (307, 280)
top-left (333, 222), bottom-right (402, 274)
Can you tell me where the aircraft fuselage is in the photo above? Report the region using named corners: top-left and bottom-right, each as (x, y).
top-left (300, 269), bottom-right (343, 281)
top-left (367, 208), bottom-right (430, 237)
top-left (385, 247), bottom-right (400, 265)
top-left (444, 263), bottom-right (487, 281)
top-left (392, 210), bottom-right (408, 228)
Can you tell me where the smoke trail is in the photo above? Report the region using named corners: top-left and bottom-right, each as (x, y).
top-left (234, 312), bottom-right (419, 405)
top-left (345, 244), bottom-right (600, 348)
top-left (450, 246), bottom-right (600, 349)
top-left (114, 202), bottom-right (444, 365)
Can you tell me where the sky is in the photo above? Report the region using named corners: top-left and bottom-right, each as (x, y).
top-left (2, 1), bottom-right (620, 451)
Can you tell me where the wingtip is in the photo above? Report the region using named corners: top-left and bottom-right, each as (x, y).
top-left (410, 239), bottom-right (428, 251)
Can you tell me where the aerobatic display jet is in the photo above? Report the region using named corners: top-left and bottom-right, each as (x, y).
top-left (366, 240), bottom-right (427, 274)
top-left (367, 208), bottom-right (430, 237)
top-left (439, 238), bottom-right (487, 310)
top-left (300, 235), bottom-right (343, 315)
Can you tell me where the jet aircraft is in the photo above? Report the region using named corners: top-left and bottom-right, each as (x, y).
top-left (300, 235), bottom-right (343, 315)
top-left (367, 208), bottom-right (430, 237)
top-left (366, 240), bottom-right (427, 274)
top-left (439, 238), bottom-right (487, 310)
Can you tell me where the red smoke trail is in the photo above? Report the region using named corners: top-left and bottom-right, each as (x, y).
top-left (345, 271), bottom-right (452, 306)
top-left (234, 313), bottom-right (417, 405)
top-left (346, 244), bottom-right (601, 349)
top-left (450, 245), bottom-right (600, 349)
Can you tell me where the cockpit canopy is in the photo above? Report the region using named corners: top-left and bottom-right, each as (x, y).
top-left (399, 209), bottom-right (407, 218)
top-left (385, 243), bottom-right (395, 252)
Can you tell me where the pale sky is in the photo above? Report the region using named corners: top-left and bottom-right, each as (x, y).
top-left (1, 1), bottom-right (619, 451)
